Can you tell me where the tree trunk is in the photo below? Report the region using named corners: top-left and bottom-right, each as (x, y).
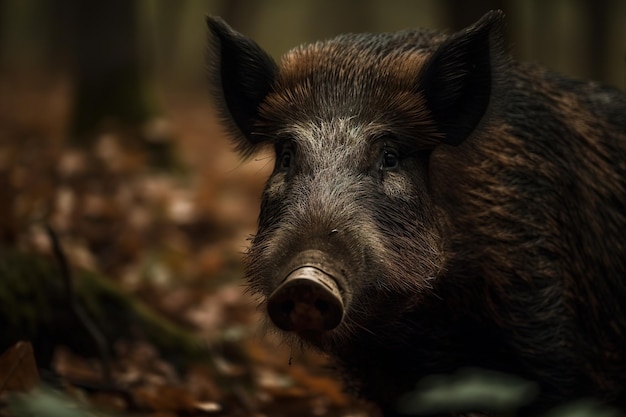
top-left (309, 0), bottom-right (375, 38)
top-left (443, 0), bottom-right (508, 30)
top-left (0, 0), bottom-right (5, 70)
top-left (216, 0), bottom-right (265, 33)
top-left (585, 0), bottom-right (610, 83)
top-left (71, 1), bottom-right (157, 141)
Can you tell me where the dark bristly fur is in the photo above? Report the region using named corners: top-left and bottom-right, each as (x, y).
top-left (206, 10), bottom-right (626, 416)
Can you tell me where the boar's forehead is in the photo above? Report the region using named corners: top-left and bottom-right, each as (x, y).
top-left (258, 31), bottom-right (447, 139)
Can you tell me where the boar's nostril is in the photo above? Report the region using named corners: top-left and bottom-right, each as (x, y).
top-left (267, 266), bottom-right (344, 333)
top-left (315, 299), bottom-right (330, 313)
top-left (280, 299), bottom-right (295, 314)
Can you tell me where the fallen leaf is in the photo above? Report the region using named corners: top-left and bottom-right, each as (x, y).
top-left (132, 385), bottom-right (197, 412)
top-left (288, 364), bottom-right (349, 407)
top-left (195, 401), bottom-right (223, 413)
top-left (0, 341), bottom-right (40, 392)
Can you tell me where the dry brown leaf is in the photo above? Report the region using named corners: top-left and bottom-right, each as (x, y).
top-left (132, 385), bottom-right (197, 412)
top-left (0, 341), bottom-right (40, 392)
top-left (52, 346), bottom-right (104, 383)
top-left (194, 401), bottom-right (222, 413)
top-left (288, 364), bottom-right (349, 407)
top-left (184, 364), bottom-right (223, 402)
top-left (146, 412), bottom-right (178, 417)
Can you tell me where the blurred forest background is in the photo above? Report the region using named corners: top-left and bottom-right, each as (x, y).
top-left (0, 1), bottom-right (625, 417)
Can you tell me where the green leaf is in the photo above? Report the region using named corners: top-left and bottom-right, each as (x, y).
top-left (396, 367), bottom-right (538, 415)
top-left (542, 399), bottom-right (621, 417)
top-left (8, 386), bottom-right (114, 417)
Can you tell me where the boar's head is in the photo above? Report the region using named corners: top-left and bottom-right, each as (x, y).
top-left (206, 11), bottom-right (507, 349)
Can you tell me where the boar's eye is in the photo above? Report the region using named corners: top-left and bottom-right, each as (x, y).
top-left (277, 148), bottom-right (294, 171)
top-left (381, 148), bottom-right (399, 171)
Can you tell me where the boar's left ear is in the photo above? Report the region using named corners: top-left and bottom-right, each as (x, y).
top-left (420, 10), bottom-right (507, 146)
top-left (207, 17), bottom-right (277, 157)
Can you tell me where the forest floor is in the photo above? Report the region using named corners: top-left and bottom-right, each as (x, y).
top-left (0, 73), bottom-right (378, 417)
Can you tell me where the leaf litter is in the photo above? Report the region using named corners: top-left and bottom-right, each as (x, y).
top-left (0, 80), bottom-right (377, 417)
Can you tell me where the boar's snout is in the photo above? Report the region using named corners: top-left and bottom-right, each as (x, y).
top-left (267, 264), bottom-right (345, 334)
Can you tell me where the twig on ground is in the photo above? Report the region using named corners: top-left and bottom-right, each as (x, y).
top-left (45, 225), bottom-right (113, 383)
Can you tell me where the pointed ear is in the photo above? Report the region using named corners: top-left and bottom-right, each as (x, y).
top-left (207, 17), bottom-right (277, 157)
top-left (420, 10), bottom-right (507, 146)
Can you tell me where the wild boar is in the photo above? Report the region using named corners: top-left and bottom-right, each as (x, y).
top-left (206, 10), bottom-right (626, 415)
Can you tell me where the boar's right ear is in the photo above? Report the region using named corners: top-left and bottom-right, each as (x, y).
top-left (207, 17), bottom-right (277, 157)
top-left (419, 10), bottom-right (507, 146)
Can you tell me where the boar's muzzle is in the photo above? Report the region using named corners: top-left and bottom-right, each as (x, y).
top-left (267, 254), bottom-right (345, 334)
